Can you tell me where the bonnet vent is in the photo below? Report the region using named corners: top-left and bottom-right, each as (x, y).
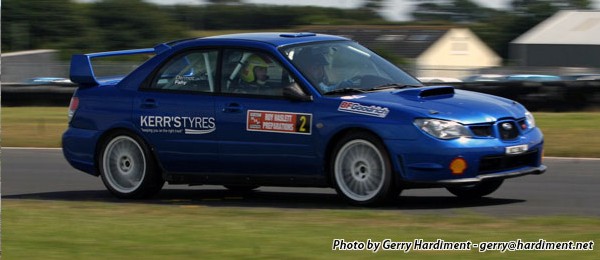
top-left (419, 86), bottom-right (455, 97)
top-left (395, 86), bottom-right (455, 99)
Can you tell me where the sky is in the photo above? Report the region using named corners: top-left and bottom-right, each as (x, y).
top-left (133, 0), bottom-right (600, 21)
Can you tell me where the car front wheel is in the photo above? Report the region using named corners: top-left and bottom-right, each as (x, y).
top-left (99, 132), bottom-right (164, 199)
top-left (331, 132), bottom-right (395, 205)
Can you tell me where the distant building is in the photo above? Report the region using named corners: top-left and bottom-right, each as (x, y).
top-left (510, 10), bottom-right (600, 67)
top-left (302, 25), bottom-right (502, 78)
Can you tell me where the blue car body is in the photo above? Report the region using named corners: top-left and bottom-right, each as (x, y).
top-left (63, 33), bottom-right (545, 204)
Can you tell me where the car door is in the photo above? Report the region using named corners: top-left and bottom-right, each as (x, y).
top-left (133, 49), bottom-right (220, 173)
top-left (216, 49), bottom-right (319, 176)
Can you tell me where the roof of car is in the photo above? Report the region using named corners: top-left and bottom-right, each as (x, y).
top-left (171, 32), bottom-right (349, 49)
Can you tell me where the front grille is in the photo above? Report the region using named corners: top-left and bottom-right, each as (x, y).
top-left (468, 119), bottom-right (524, 139)
top-left (479, 149), bottom-right (539, 173)
top-left (498, 121), bottom-right (519, 140)
top-left (470, 125), bottom-right (493, 137)
top-left (517, 119), bottom-right (528, 130)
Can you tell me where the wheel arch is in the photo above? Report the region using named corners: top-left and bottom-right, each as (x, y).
top-left (324, 127), bottom-right (388, 186)
top-left (94, 127), bottom-right (163, 176)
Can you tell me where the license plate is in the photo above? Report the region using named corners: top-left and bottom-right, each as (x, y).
top-left (505, 144), bottom-right (528, 155)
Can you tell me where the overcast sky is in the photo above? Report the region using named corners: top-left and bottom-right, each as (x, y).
top-left (79, 0), bottom-right (600, 21)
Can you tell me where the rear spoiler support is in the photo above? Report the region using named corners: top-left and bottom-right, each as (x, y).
top-left (70, 44), bottom-right (170, 86)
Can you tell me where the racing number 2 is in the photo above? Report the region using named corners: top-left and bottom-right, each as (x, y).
top-left (298, 116), bottom-right (308, 133)
top-left (298, 115), bottom-right (308, 133)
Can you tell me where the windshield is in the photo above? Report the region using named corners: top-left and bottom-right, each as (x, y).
top-left (282, 41), bottom-right (422, 94)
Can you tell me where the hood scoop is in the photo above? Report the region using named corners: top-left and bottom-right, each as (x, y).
top-left (395, 86), bottom-right (455, 99)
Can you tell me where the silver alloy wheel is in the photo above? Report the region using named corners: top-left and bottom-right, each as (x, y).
top-left (102, 136), bottom-right (146, 194)
top-left (334, 139), bottom-right (386, 202)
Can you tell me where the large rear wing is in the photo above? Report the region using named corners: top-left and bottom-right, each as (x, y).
top-left (70, 44), bottom-right (170, 86)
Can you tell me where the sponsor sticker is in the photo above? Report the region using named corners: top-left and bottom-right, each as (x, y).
top-left (247, 110), bottom-right (312, 135)
top-left (140, 115), bottom-right (215, 135)
top-left (338, 101), bottom-right (389, 118)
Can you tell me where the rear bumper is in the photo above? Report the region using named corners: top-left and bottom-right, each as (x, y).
top-left (62, 127), bottom-right (100, 176)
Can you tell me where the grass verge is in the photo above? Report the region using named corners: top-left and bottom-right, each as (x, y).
top-left (2, 200), bottom-right (598, 259)
top-left (534, 112), bottom-right (600, 157)
top-left (1, 107), bottom-right (67, 147)
top-left (1, 107), bottom-right (600, 157)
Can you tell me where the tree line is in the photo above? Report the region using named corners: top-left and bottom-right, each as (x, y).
top-left (1, 0), bottom-right (594, 60)
top-left (1, 0), bottom-right (385, 56)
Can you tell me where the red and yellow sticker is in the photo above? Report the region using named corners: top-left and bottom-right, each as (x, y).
top-left (247, 110), bottom-right (312, 135)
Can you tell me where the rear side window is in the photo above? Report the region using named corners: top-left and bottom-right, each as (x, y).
top-left (151, 50), bottom-right (218, 92)
top-left (221, 49), bottom-right (295, 97)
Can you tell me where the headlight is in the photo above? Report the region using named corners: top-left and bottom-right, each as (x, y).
top-left (414, 119), bottom-right (472, 139)
top-left (525, 111), bottom-right (536, 129)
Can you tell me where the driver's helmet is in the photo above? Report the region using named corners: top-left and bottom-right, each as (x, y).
top-left (241, 55), bottom-right (269, 83)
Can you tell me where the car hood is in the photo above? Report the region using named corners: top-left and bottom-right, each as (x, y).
top-left (336, 86), bottom-right (527, 124)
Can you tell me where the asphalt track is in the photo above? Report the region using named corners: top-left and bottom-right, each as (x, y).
top-left (2, 148), bottom-right (599, 216)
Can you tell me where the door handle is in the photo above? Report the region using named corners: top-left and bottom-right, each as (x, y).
top-left (141, 99), bottom-right (157, 109)
top-left (222, 103), bottom-right (243, 113)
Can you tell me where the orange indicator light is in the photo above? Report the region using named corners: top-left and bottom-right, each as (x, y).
top-left (450, 157), bottom-right (468, 175)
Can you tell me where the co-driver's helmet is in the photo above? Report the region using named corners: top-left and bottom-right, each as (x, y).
top-left (241, 55), bottom-right (269, 83)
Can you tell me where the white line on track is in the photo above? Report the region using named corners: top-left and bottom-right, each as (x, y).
top-left (544, 156), bottom-right (600, 161)
top-left (2, 147), bottom-right (62, 150)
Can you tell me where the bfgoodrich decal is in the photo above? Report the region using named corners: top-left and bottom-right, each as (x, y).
top-left (247, 110), bottom-right (312, 135)
top-left (338, 101), bottom-right (389, 118)
top-left (140, 115), bottom-right (215, 134)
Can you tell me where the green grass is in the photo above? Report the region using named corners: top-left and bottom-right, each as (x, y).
top-left (534, 112), bottom-right (600, 157)
top-left (1, 107), bottom-right (600, 157)
top-left (2, 200), bottom-right (598, 259)
top-left (1, 106), bottom-right (68, 147)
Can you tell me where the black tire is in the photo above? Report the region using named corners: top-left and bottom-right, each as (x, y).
top-left (331, 132), bottom-right (395, 206)
top-left (224, 185), bottom-right (260, 192)
top-left (99, 131), bottom-right (164, 199)
top-left (446, 179), bottom-right (504, 199)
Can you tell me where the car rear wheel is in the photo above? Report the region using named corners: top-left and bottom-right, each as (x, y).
top-left (331, 132), bottom-right (395, 206)
top-left (99, 132), bottom-right (164, 199)
top-left (446, 179), bottom-right (504, 199)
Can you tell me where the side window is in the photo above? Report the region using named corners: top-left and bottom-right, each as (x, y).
top-left (151, 50), bottom-right (218, 92)
top-left (221, 49), bottom-right (293, 97)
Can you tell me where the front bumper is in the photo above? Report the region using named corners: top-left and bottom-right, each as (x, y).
top-left (385, 128), bottom-right (545, 184)
top-left (431, 164), bottom-right (546, 186)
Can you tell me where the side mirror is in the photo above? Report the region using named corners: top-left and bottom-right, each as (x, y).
top-left (283, 83), bottom-right (313, 102)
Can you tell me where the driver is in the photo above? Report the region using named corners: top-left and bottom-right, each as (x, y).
top-left (295, 48), bottom-right (352, 93)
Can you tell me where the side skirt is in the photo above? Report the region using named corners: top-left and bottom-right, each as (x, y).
top-left (165, 172), bottom-right (329, 188)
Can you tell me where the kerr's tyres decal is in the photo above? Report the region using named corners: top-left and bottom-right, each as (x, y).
top-left (140, 115), bottom-right (215, 134)
top-left (338, 101), bottom-right (390, 118)
top-left (247, 110), bottom-right (312, 135)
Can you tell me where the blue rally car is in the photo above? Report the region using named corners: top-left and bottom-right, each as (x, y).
top-left (62, 33), bottom-right (546, 205)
